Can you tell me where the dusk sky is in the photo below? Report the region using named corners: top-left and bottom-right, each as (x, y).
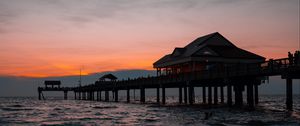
top-left (0, 0), bottom-right (299, 77)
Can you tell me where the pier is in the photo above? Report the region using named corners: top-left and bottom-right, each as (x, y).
top-left (38, 32), bottom-right (300, 111)
top-left (38, 81), bottom-right (73, 100)
top-left (70, 58), bottom-right (299, 110)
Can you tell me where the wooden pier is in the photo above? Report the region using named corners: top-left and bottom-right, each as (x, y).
top-left (38, 81), bottom-right (73, 100)
top-left (38, 33), bottom-right (300, 111)
top-left (70, 58), bottom-right (299, 110)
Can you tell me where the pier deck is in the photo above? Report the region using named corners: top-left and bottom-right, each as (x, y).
top-left (38, 57), bottom-right (300, 110)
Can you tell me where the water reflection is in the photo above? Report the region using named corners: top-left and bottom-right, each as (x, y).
top-left (0, 95), bottom-right (299, 125)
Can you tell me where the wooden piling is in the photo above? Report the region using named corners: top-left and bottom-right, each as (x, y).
top-left (99, 91), bottom-right (102, 101)
top-left (188, 86), bottom-right (194, 105)
top-left (78, 92), bottom-right (81, 100)
top-left (96, 91), bottom-right (99, 101)
top-left (38, 91), bottom-right (41, 100)
top-left (220, 86), bottom-right (224, 104)
top-left (179, 87), bottom-right (182, 104)
top-left (214, 86), bottom-right (218, 105)
top-left (140, 87), bottom-right (145, 103)
top-left (162, 86), bottom-right (166, 104)
top-left (286, 78), bottom-right (293, 110)
top-left (227, 84), bottom-right (232, 106)
top-left (234, 85), bottom-right (244, 107)
top-left (156, 87), bottom-right (160, 104)
top-left (115, 90), bottom-right (118, 102)
top-left (105, 91), bottom-right (109, 101)
top-left (64, 91), bottom-right (68, 100)
top-left (184, 86), bottom-right (187, 104)
top-left (247, 84), bottom-right (254, 109)
top-left (86, 92), bottom-right (89, 100)
top-left (203, 87), bottom-right (206, 104)
top-left (208, 86), bottom-right (212, 106)
top-left (127, 89), bottom-right (130, 103)
top-left (92, 91), bottom-right (95, 101)
top-left (254, 84), bottom-right (258, 105)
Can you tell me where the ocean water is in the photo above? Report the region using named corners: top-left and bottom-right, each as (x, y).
top-left (0, 95), bottom-right (299, 126)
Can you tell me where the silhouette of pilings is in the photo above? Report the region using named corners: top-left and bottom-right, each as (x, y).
top-left (37, 87), bottom-right (72, 100)
top-left (41, 58), bottom-right (300, 111)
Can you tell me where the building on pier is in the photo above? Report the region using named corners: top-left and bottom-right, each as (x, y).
top-left (99, 74), bottom-right (118, 81)
top-left (44, 80), bottom-right (61, 88)
top-left (153, 32), bottom-right (266, 76)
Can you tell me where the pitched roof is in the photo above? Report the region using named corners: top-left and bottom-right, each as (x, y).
top-left (99, 74), bottom-right (117, 80)
top-left (153, 32), bottom-right (265, 67)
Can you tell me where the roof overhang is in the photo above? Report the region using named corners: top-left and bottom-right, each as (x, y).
top-left (153, 57), bottom-right (265, 68)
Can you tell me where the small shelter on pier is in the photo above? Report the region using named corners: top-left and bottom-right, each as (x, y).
top-left (44, 80), bottom-right (61, 88)
top-left (153, 32), bottom-right (266, 76)
top-left (99, 74), bottom-right (118, 81)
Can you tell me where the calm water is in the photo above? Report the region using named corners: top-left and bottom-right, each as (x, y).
top-left (0, 95), bottom-right (299, 126)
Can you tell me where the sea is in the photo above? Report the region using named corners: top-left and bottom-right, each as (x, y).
top-left (0, 95), bottom-right (299, 126)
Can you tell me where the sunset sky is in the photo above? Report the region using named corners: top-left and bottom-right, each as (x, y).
top-left (0, 0), bottom-right (299, 77)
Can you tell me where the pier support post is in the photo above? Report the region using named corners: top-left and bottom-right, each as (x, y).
top-left (254, 84), bottom-right (259, 105)
top-left (227, 84), bottom-right (232, 106)
top-left (133, 89), bottom-right (136, 101)
top-left (105, 91), bottom-right (109, 101)
top-left (82, 92), bottom-right (85, 100)
top-left (214, 86), bottom-right (218, 105)
top-left (184, 86), bottom-right (187, 104)
top-left (74, 92), bottom-right (77, 100)
top-left (208, 86), bottom-right (212, 106)
top-left (87, 92), bottom-right (90, 100)
top-left (140, 87), bottom-right (145, 103)
top-left (78, 92), bottom-right (81, 100)
top-left (64, 91), bottom-right (68, 100)
top-left (247, 84), bottom-right (254, 109)
top-left (234, 85), bottom-right (244, 107)
top-left (115, 90), bottom-right (118, 102)
top-left (179, 87), bottom-right (182, 104)
top-left (188, 86), bottom-right (194, 105)
top-left (220, 86), bottom-right (224, 104)
top-left (162, 86), bottom-right (166, 104)
top-left (286, 78), bottom-right (293, 110)
top-left (38, 91), bottom-right (41, 100)
top-left (85, 92), bottom-right (87, 100)
top-left (89, 92), bottom-right (92, 100)
top-left (156, 87), bottom-right (160, 104)
top-left (99, 91), bottom-right (102, 101)
top-left (96, 91), bottom-right (99, 101)
top-left (203, 87), bottom-right (206, 104)
top-left (92, 91), bottom-right (95, 101)
top-left (127, 89), bottom-right (130, 103)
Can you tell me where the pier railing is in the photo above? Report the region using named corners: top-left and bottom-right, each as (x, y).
top-left (38, 87), bottom-right (73, 91)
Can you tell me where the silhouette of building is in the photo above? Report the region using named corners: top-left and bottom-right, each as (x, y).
top-left (44, 80), bottom-right (61, 88)
top-left (99, 74), bottom-right (118, 81)
top-left (153, 32), bottom-right (265, 76)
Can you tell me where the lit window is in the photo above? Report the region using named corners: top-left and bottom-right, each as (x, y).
top-left (203, 51), bottom-right (212, 55)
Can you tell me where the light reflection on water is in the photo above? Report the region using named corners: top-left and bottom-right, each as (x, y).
top-left (0, 95), bottom-right (299, 126)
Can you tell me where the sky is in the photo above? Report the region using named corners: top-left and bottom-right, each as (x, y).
top-left (0, 0), bottom-right (299, 77)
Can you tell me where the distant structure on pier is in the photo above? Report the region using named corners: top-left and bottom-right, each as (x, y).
top-left (44, 80), bottom-right (61, 88)
top-left (153, 32), bottom-right (266, 76)
top-left (99, 74), bottom-right (118, 81)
